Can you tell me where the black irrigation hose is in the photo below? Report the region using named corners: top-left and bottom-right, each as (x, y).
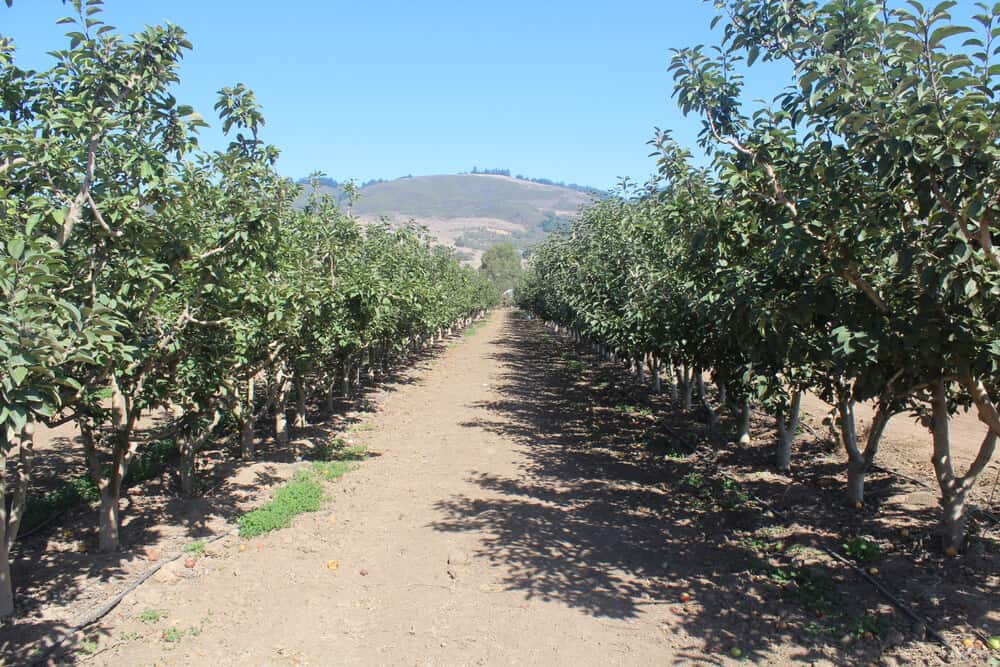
top-left (13, 509), bottom-right (67, 543)
top-left (25, 528), bottom-right (234, 666)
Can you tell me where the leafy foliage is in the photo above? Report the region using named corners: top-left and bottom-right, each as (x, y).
top-left (479, 242), bottom-right (524, 294)
top-left (0, 0), bottom-right (499, 614)
top-left (518, 0), bottom-right (1000, 553)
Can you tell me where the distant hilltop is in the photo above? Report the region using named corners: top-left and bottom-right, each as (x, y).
top-left (295, 172), bottom-right (604, 264)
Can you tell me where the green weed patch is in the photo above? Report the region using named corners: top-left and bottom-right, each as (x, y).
top-left (238, 471), bottom-right (324, 537)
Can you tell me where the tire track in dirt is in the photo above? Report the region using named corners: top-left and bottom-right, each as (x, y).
top-left (85, 310), bottom-right (692, 666)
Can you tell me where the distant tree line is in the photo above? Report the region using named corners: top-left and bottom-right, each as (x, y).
top-left (299, 171), bottom-right (605, 199)
top-left (295, 176), bottom-right (413, 190)
top-left (468, 167), bottom-right (605, 197)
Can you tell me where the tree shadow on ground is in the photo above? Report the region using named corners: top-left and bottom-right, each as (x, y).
top-left (433, 315), bottom-right (993, 665)
top-left (2, 331), bottom-right (460, 663)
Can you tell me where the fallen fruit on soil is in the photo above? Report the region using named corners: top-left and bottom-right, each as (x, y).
top-left (987, 636), bottom-right (1000, 651)
top-left (679, 592), bottom-right (691, 602)
top-left (327, 559), bottom-right (340, 571)
top-left (184, 558), bottom-right (196, 569)
top-left (729, 647), bottom-right (742, 658)
top-left (944, 547), bottom-right (958, 557)
top-left (239, 544), bottom-right (247, 552)
top-left (868, 567), bottom-right (878, 576)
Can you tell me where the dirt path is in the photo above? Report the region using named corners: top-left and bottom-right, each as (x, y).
top-left (69, 310), bottom-right (994, 666)
top-left (83, 311), bottom-right (684, 665)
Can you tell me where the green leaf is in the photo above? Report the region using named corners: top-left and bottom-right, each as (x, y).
top-left (10, 366), bottom-right (28, 387)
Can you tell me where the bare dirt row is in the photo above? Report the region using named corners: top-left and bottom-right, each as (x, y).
top-left (5, 309), bottom-right (997, 665)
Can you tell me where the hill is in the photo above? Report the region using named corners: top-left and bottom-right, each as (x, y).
top-left (296, 174), bottom-right (597, 263)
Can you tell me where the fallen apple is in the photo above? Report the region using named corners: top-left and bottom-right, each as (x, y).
top-left (184, 558), bottom-right (196, 569)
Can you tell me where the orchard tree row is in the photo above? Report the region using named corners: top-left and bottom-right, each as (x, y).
top-left (0, 1), bottom-right (498, 616)
top-left (519, 0), bottom-right (999, 555)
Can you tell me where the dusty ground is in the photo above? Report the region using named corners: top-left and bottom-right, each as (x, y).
top-left (3, 310), bottom-right (998, 665)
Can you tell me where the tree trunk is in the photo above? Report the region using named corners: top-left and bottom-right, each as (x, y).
top-left (0, 535), bottom-right (10, 617)
top-left (275, 383), bottom-right (289, 450)
top-left (775, 390), bottom-right (802, 471)
top-left (682, 366), bottom-right (694, 411)
top-left (0, 423), bottom-right (34, 618)
top-left (294, 372), bottom-right (308, 429)
top-left (843, 396), bottom-right (891, 506)
top-left (652, 358), bottom-right (662, 394)
top-left (737, 398), bottom-right (751, 445)
top-left (325, 380), bottom-right (337, 415)
top-left (98, 484), bottom-right (121, 553)
top-left (0, 535), bottom-right (10, 618)
top-left (82, 377), bottom-right (140, 553)
top-left (180, 438), bottom-right (196, 497)
top-left (240, 375), bottom-right (256, 458)
top-left (931, 378), bottom-right (998, 553)
top-left (941, 486), bottom-right (971, 553)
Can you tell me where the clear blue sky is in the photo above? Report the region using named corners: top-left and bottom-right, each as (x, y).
top-left (1, 1), bottom-right (985, 190)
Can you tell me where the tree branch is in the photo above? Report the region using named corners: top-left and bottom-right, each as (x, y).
top-left (0, 157), bottom-right (26, 176)
top-left (961, 374), bottom-right (1000, 438)
top-left (843, 265), bottom-right (889, 314)
top-left (85, 190), bottom-right (119, 238)
top-left (705, 109), bottom-right (798, 218)
top-left (57, 136), bottom-right (99, 248)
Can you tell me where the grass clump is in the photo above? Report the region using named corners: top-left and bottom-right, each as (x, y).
top-left (463, 320), bottom-right (487, 337)
top-left (311, 460), bottom-right (354, 481)
top-left (161, 627), bottom-right (185, 643)
top-left (311, 437), bottom-right (368, 463)
top-left (183, 539), bottom-right (206, 557)
top-left (76, 637), bottom-right (99, 656)
top-left (238, 471), bottom-right (324, 538)
top-left (139, 608), bottom-right (168, 623)
top-left (843, 537), bottom-right (881, 563)
top-left (349, 421), bottom-right (376, 433)
top-left (789, 565), bottom-right (837, 612)
top-left (682, 472), bottom-right (705, 489)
